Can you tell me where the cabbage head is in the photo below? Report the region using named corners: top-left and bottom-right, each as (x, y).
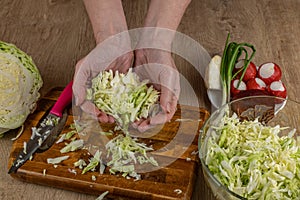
top-left (0, 41), bottom-right (43, 137)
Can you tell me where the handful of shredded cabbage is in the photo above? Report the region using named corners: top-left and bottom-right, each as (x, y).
top-left (205, 114), bottom-right (300, 199)
top-left (86, 69), bottom-right (159, 134)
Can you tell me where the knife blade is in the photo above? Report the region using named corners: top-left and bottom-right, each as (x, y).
top-left (37, 109), bottom-right (68, 151)
top-left (8, 81), bottom-right (73, 174)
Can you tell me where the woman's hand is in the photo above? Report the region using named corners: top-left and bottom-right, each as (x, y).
top-left (73, 35), bottom-right (133, 123)
top-left (133, 49), bottom-right (180, 132)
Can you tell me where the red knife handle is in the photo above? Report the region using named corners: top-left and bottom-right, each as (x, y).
top-left (50, 81), bottom-right (73, 118)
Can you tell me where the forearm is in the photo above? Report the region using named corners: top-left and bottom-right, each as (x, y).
top-left (144, 0), bottom-right (191, 30)
top-left (137, 0), bottom-right (191, 50)
top-left (83, 0), bottom-right (128, 44)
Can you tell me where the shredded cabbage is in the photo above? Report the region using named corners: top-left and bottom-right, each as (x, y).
top-left (82, 150), bottom-right (103, 174)
top-left (95, 191), bottom-right (109, 200)
top-left (106, 134), bottom-right (158, 177)
top-left (86, 69), bottom-right (159, 134)
top-left (73, 159), bottom-right (87, 170)
top-left (83, 69), bottom-right (159, 177)
top-left (0, 41), bottom-right (43, 135)
top-left (60, 139), bottom-right (84, 153)
top-left (47, 155), bottom-right (69, 165)
top-left (205, 114), bottom-right (300, 199)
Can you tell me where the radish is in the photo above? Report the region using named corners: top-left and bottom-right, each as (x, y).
top-left (230, 79), bottom-right (247, 96)
top-left (218, 34), bottom-right (288, 106)
top-left (267, 80), bottom-right (287, 98)
top-left (257, 62), bottom-right (282, 85)
top-left (246, 78), bottom-right (266, 90)
top-left (234, 60), bottom-right (257, 82)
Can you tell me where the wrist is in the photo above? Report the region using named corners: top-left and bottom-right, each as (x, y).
top-left (143, 0), bottom-right (191, 30)
top-left (94, 24), bottom-right (128, 44)
top-left (83, 0), bottom-right (129, 44)
top-left (135, 27), bottom-right (175, 51)
top-left (136, 0), bottom-right (191, 51)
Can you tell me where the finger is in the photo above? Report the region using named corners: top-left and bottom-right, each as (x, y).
top-left (158, 66), bottom-right (180, 121)
top-left (132, 119), bottom-right (143, 129)
top-left (158, 87), bottom-right (178, 122)
top-left (72, 80), bottom-right (87, 106)
top-left (73, 60), bottom-right (90, 106)
top-left (149, 111), bottom-right (168, 125)
top-left (98, 112), bottom-right (110, 123)
top-left (133, 50), bottom-right (148, 67)
top-left (137, 96), bottom-right (176, 131)
top-left (137, 118), bottom-right (152, 133)
top-left (159, 67), bottom-right (180, 99)
top-left (107, 115), bottom-right (115, 123)
top-left (74, 58), bottom-right (85, 77)
top-left (80, 101), bottom-right (111, 123)
top-left (133, 63), bottom-right (152, 83)
top-left (106, 53), bottom-right (132, 72)
top-left (80, 100), bottom-right (101, 119)
top-left (160, 86), bottom-right (176, 113)
top-left (165, 94), bottom-right (178, 121)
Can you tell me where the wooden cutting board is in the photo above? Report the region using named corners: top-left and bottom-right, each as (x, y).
top-left (8, 88), bottom-right (210, 200)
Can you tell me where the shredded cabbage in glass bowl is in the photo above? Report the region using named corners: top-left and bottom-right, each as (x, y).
top-left (199, 96), bottom-right (300, 200)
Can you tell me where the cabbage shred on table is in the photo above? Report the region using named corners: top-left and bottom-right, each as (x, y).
top-left (205, 114), bottom-right (300, 199)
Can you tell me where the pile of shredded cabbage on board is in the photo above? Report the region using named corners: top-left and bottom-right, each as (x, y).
top-left (205, 113), bottom-right (300, 199)
top-left (0, 41), bottom-right (43, 137)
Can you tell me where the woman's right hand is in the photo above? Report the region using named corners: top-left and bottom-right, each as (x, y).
top-left (73, 31), bottom-right (134, 124)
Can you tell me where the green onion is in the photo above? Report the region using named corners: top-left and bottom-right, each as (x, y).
top-left (220, 33), bottom-right (256, 104)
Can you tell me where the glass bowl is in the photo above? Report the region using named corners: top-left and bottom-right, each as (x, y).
top-left (198, 95), bottom-right (300, 200)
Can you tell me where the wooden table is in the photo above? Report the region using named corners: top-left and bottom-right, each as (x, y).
top-left (1, 0), bottom-right (299, 199)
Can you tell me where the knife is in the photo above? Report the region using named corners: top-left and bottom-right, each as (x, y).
top-left (8, 81), bottom-right (73, 174)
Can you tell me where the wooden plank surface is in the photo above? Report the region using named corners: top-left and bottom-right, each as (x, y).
top-left (8, 88), bottom-right (209, 200)
top-left (1, 0), bottom-right (300, 200)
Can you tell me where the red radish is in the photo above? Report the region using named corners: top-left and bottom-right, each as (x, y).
top-left (230, 79), bottom-right (247, 96)
top-left (233, 60), bottom-right (257, 81)
top-left (257, 62), bottom-right (282, 85)
top-left (267, 80), bottom-right (287, 98)
top-left (246, 78), bottom-right (266, 90)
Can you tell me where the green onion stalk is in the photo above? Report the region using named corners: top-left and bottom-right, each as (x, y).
top-left (220, 33), bottom-right (256, 105)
